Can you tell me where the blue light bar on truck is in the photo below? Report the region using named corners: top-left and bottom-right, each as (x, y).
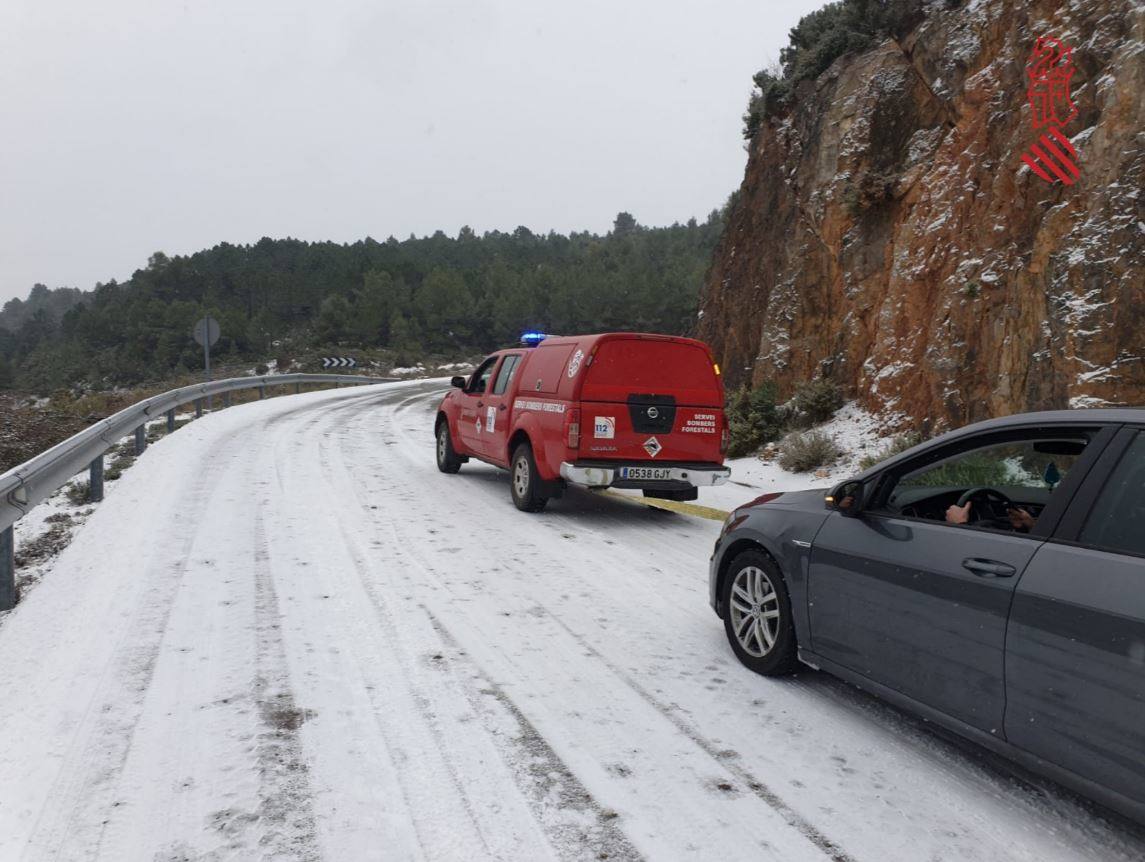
top-left (520, 331), bottom-right (550, 346)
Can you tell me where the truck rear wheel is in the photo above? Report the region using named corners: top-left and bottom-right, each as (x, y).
top-left (436, 422), bottom-right (463, 474)
top-left (510, 443), bottom-right (548, 512)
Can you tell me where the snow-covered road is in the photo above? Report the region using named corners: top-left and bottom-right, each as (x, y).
top-left (1, 380), bottom-right (1142, 861)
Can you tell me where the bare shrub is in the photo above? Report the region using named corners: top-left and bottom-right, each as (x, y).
top-left (779, 430), bottom-right (842, 473)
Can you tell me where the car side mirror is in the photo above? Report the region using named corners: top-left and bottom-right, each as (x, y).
top-left (451, 376), bottom-right (466, 389)
top-left (826, 480), bottom-right (864, 518)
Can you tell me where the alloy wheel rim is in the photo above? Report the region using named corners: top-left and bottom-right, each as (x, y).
top-left (437, 429), bottom-right (447, 461)
top-left (729, 566), bottom-right (780, 658)
top-left (513, 456), bottom-right (530, 498)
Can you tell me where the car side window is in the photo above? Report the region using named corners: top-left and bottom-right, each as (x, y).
top-left (467, 357), bottom-right (498, 394)
top-left (1078, 432), bottom-right (1145, 557)
top-left (492, 354), bottom-right (521, 395)
top-left (874, 434), bottom-right (1089, 533)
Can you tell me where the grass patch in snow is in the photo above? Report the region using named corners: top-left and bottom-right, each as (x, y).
top-left (858, 432), bottom-right (924, 470)
top-left (778, 430), bottom-right (842, 472)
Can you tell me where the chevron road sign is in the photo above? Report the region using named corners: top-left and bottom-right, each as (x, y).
top-left (321, 357), bottom-right (357, 369)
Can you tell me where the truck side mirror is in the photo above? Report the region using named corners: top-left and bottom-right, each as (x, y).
top-left (826, 480), bottom-right (864, 517)
top-left (450, 376), bottom-right (466, 389)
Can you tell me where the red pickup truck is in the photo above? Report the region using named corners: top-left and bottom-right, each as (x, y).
top-left (435, 332), bottom-right (731, 511)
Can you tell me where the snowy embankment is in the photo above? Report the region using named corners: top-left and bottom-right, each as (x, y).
top-left (0, 381), bottom-right (1141, 862)
top-left (704, 402), bottom-right (886, 513)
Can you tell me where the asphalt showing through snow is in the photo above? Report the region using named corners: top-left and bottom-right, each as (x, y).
top-left (0, 379), bottom-right (1142, 861)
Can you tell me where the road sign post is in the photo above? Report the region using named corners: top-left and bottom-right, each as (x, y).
top-left (193, 316), bottom-right (221, 409)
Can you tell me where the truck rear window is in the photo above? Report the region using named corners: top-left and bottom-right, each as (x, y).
top-left (582, 340), bottom-right (719, 404)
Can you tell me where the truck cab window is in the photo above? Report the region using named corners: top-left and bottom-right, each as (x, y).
top-left (492, 355), bottom-right (521, 395)
top-left (468, 357), bottom-right (498, 394)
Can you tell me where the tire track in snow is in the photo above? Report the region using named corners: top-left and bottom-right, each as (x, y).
top-left (420, 607), bottom-right (645, 862)
top-left (323, 389), bottom-right (824, 861)
top-left (381, 495), bottom-right (851, 862)
top-left (310, 386), bottom-right (642, 861)
top-left (540, 609), bottom-right (854, 862)
top-left (249, 510), bottom-right (321, 860)
top-left (378, 386), bottom-right (854, 861)
top-left (270, 386), bottom-right (540, 860)
top-left (334, 470), bottom-right (646, 860)
top-left (22, 425), bottom-right (250, 861)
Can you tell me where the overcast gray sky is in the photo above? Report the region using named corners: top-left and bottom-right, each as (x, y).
top-left (0, 0), bottom-right (821, 304)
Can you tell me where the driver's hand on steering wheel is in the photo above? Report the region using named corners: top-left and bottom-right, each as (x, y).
top-left (1008, 506), bottom-right (1036, 531)
top-left (946, 501), bottom-right (971, 524)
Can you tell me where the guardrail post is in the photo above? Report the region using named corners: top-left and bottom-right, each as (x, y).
top-left (223, 391), bottom-right (231, 408)
top-left (0, 526), bottom-right (15, 612)
top-left (135, 426), bottom-right (147, 455)
top-left (295, 383), bottom-right (301, 394)
top-left (195, 399), bottom-right (203, 418)
top-left (166, 409), bottom-right (175, 433)
top-left (259, 386), bottom-right (266, 400)
top-left (89, 455), bottom-right (104, 503)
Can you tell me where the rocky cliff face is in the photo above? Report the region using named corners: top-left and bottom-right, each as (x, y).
top-left (699, 0), bottom-right (1143, 431)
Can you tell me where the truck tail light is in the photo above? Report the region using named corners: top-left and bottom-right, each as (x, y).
top-left (566, 408), bottom-right (581, 449)
top-left (720, 411), bottom-right (730, 455)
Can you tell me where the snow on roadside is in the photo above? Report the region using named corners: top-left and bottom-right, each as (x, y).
top-left (703, 402), bottom-right (889, 512)
top-left (8, 409), bottom-right (244, 604)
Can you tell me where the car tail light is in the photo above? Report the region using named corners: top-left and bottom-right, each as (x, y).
top-left (566, 408), bottom-right (581, 448)
top-left (719, 411), bottom-right (730, 454)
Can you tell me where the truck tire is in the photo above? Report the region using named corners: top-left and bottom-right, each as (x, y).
top-left (436, 422), bottom-right (463, 474)
top-left (510, 442), bottom-right (548, 512)
top-left (720, 549), bottom-right (799, 676)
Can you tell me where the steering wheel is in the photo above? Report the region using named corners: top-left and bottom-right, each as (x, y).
top-left (955, 486), bottom-right (1014, 526)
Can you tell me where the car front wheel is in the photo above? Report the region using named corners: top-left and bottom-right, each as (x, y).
top-left (721, 549), bottom-right (799, 676)
top-left (510, 443), bottom-right (548, 512)
top-left (436, 422), bottom-right (463, 473)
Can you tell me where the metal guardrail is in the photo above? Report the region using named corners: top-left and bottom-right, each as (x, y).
top-left (0, 373), bottom-right (389, 609)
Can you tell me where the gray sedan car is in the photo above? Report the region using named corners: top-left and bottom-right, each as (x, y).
top-left (709, 409), bottom-right (1145, 823)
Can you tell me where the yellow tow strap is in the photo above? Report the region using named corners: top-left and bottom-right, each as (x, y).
top-left (601, 490), bottom-right (729, 521)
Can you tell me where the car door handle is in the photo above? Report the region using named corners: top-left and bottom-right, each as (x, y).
top-left (477, 401), bottom-right (484, 407)
top-left (962, 558), bottom-right (1017, 578)
top-left (499, 404), bottom-right (507, 411)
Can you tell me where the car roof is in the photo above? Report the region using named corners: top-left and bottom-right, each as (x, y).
top-left (852, 408), bottom-right (1145, 480)
top-left (508, 332), bottom-right (712, 352)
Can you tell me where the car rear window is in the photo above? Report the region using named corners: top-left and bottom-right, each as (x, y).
top-left (581, 339), bottom-right (720, 404)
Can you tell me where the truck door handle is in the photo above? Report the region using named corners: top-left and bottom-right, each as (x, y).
top-left (499, 404), bottom-right (507, 411)
top-left (962, 558), bottom-right (1016, 578)
top-left (477, 401), bottom-right (484, 407)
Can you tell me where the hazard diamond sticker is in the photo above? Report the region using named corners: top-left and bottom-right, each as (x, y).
top-left (643, 436), bottom-right (662, 458)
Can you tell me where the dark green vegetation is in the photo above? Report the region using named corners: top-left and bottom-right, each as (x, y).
top-left (726, 382), bottom-right (785, 458)
top-left (742, 0), bottom-right (930, 138)
top-left (858, 432), bottom-right (923, 469)
top-left (899, 453), bottom-right (1012, 488)
top-left (725, 378), bottom-right (845, 459)
top-left (1, 213), bottom-right (723, 392)
top-left (778, 430), bottom-right (842, 473)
